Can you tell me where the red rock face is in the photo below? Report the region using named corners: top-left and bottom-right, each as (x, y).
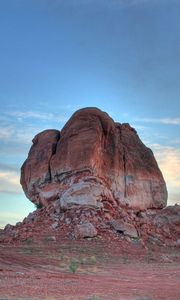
top-left (21, 107), bottom-right (167, 210)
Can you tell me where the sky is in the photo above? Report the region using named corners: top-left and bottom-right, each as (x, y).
top-left (0, 0), bottom-right (180, 228)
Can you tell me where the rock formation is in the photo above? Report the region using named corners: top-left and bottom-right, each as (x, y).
top-left (1, 107), bottom-right (180, 247)
top-left (21, 107), bottom-right (167, 211)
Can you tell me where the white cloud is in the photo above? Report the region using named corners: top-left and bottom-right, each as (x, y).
top-left (159, 118), bottom-right (180, 125)
top-left (0, 126), bottom-right (14, 140)
top-left (9, 110), bottom-right (68, 123)
top-left (130, 123), bottom-right (148, 131)
top-left (149, 143), bottom-right (180, 205)
top-left (0, 212), bottom-right (24, 228)
top-left (43, 0), bottom-right (169, 11)
top-left (169, 138), bottom-right (180, 145)
top-left (0, 163), bottom-right (18, 172)
top-left (94, 0), bottom-right (178, 9)
top-left (119, 0), bottom-right (149, 6)
top-left (117, 0), bottom-right (178, 6)
top-left (151, 144), bottom-right (180, 188)
top-left (0, 125), bottom-right (37, 145)
top-left (135, 117), bottom-right (180, 125)
top-left (0, 109), bottom-right (68, 147)
top-left (167, 193), bottom-right (180, 206)
top-left (0, 170), bottom-right (22, 194)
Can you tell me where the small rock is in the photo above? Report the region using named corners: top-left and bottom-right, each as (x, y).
top-left (4, 224), bottom-right (14, 232)
top-left (161, 254), bottom-right (172, 263)
top-left (53, 213), bottom-right (60, 220)
top-left (104, 212), bottom-right (112, 220)
top-left (51, 221), bottom-right (59, 229)
top-left (84, 211), bottom-right (91, 218)
top-left (125, 236), bottom-right (131, 243)
top-left (46, 236), bottom-right (56, 242)
top-left (74, 222), bottom-right (97, 239)
top-left (109, 219), bottom-right (138, 238)
top-left (65, 218), bottom-right (71, 225)
top-left (16, 272), bottom-right (25, 275)
top-left (16, 222), bottom-right (21, 227)
top-left (26, 211), bottom-right (37, 223)
top-left (60, 214), bottom-right (64, 221)
top-left (176, 239), bottom-right (180, 247)
top-left (53, 200), bottom-right (61, 214)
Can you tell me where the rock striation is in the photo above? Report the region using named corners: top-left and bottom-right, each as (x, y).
top-left (21, 107), bottom-right (167, 211)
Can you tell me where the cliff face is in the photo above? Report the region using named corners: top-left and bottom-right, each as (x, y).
top-left (21, 107), bottom-right (167, 211)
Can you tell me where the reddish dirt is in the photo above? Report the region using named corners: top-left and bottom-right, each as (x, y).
top-left (0, 235), bottom-right (180, 300)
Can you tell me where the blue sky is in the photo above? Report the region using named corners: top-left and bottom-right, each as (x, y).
top-left (0, 0), bottom-right (180, 228)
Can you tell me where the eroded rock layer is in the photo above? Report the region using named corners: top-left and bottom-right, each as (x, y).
top-left (21, 107), bottom-right (167, 211)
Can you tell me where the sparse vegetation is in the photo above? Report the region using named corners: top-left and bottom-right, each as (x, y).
top-left (133, 297), bottom-right (153, 300)
top-left (144, 247), bottom-right (154, 264)
top-left (83, 296), bottom-right (101, 300)
top-left (1, 238), bottom-right (180, 299)
top-left (132, 237), bottom-right (141, 245)
top-left (89, 255), bottom-right (97, 264)
top-left (122, 253), bottom-right (129, 264)
top-left (69, 258), bottom-right (79, 273)
top-left (44, 235), bottom-right (56, 242)
top-left (23, 237), bottom-right (33, 244)
top-left (20, 248), bottom-right (32, 255)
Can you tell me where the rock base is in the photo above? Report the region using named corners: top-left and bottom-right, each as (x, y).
top-left (1, 203), bottom-right (180, 248)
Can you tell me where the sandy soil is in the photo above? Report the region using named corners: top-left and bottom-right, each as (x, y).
top-left (0, 236), bottom-right (180, 300)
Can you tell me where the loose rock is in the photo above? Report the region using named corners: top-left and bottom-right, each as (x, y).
top-left (74, 222), bottom-right (97, 239)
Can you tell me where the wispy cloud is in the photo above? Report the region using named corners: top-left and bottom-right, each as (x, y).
top-left (167, 193), bottom-right (180, 206)
top-left (0, 109), bottom-right (67, 158)
top-left (169, 138), bottom-right (180, 145)
top-left (0, 126), bottom-right (14, 140)
top-left (0, 109), bottom-right (69, 148)
top-left (79, 0), bottom-right (179, 9)
top-left (0, 170), bottom-right (22, 194)
top-left (9, 110), bottom-right (68, 123)
top-left (149, 144), bottom-right (180, 205)
top-left (135, 117), bottom-right (180, 125)
top-left (0, 125), bottom-right (38, 145)
top-left (0, 163), bottom-right (18, 172)
top-left (50, 0), bottom-right (176, 9)
top-left (0, 212), bottom-right (25, 228)
top-left (112, 0), bottom-right (179, 6)
top-left (118, 0), bottom-right (150, 6)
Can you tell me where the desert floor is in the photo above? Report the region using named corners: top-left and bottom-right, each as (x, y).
top-left (0, 236), bottom-right (180, 300)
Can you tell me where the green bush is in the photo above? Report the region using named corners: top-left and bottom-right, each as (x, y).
top-left (69, 259), bottom-right (79, 273)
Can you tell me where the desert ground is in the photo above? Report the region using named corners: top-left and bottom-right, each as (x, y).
top-left (0, 233), bottom-right (180, 300)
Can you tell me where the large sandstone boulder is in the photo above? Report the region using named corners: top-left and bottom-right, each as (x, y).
top-left (21, 107), bottom-right (167, 211)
